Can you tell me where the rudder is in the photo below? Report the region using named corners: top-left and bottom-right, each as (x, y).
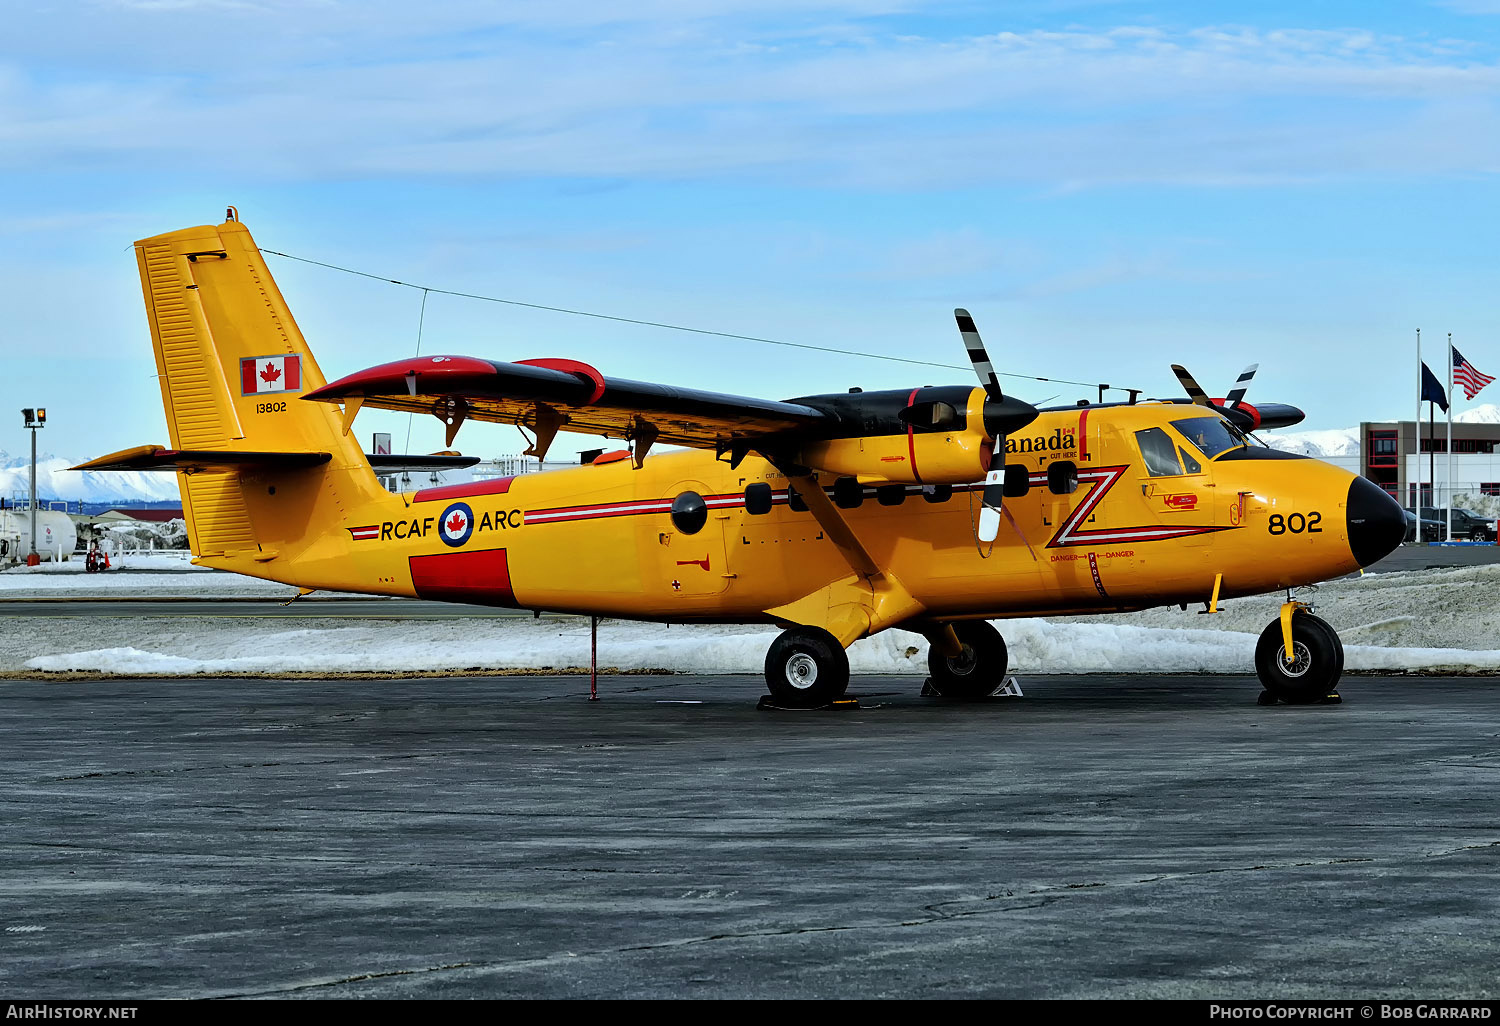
top-left (135, 213), bottom-right (383, 561)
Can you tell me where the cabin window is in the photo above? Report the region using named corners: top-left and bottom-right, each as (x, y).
top-left (1047, 460), bottom-right (1079, 495)
top-left (670, 491), bottom-right (707, 535)
top-left (877, 485), bottom-right (906, 507)
top-left (1135, 428), bottom-right (1184, 476)
top-left (834, 477), bottom-right (863, 509)
top-left (1003, 464), bottom-right (1030, 498)
top-left (1172, 417), bottom-right (1244, 460)
top-left (787, 486), bottom-right (809, 512)
top-left (921, 484), bottom-right (952, 504)
top-left (1178, 447), bottom-right (1202, 474)
top-left (744, 483), bottom-right (773, 515)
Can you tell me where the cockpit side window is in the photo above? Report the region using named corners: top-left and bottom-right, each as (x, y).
top-left (1134, 427), bottom-right (1183, 476)
top-left (1179, 446), bottom-right (1202, 474)
top-left (1172, 416), bottom-right (1245, 460)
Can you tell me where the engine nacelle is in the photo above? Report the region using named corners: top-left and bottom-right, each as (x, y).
top-left (793, 386), bottom-right (992, 486)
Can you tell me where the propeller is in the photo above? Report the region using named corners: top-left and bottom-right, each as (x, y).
top-left (1168, 362), bottom-right (1305, 432)
top-left (1171, 363), bottom-right (1259, 414)
top-left (954, 309), bottom-right (1037, 542)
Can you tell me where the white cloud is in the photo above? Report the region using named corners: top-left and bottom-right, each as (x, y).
top-left (1436, 0), bottom-right (1500, 13)
top-left (2, 15), bottom-right (1499, 188)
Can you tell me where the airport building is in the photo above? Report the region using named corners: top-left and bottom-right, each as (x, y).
top-left (1361, 420), bottom-right (1500, 507)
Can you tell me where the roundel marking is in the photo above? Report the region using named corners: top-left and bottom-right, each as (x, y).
top-left (439, 501), bottom-right (475, 547)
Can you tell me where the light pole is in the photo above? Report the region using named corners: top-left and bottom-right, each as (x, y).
top-left (20, 407), bottom-right (45, 566)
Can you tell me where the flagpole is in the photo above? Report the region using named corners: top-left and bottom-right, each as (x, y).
top-left (1416, 328), bottom-right (1423, 514)
top-left (1447, 333), bottom-right (1454, 543)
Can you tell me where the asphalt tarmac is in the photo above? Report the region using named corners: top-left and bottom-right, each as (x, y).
top-left (1, 672), bottom-right (1497, 999)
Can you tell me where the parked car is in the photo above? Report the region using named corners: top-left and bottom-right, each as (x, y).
top-left (1414, 507), bottom-right (1497, 542)
top-left (1404, 509), bottom-right (1445, 542)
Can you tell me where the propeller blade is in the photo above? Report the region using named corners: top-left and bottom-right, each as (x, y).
top-left (955, 308), bottom-right (1002, 402)
top-left (953, 307), bottom-right (1039, 544)
top-left (978, 499), bottom-right (1002, 543)
top-left (1224, 364), bottom-right (1258, 408)
top-left (1171, 364), bottom-right (1212, 406)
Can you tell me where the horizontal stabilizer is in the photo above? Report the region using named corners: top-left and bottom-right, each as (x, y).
top-left (368, 453), bottom-right (481, 471)
top-left (72, 445), bottom-right (332, 472)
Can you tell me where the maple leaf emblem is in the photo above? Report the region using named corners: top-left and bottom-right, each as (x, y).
top-left (446, 512), bottom-right (467, 534)
top-left (260, 362), bottom-right (282, 385)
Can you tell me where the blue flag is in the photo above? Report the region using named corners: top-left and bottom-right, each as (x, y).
top-left (1421, 361), bottom-right (1449, 412)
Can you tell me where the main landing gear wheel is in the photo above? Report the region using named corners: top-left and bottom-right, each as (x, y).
top-left (928, 621), bottom-right (1009, 700)
top-left (764, 626), bottom-right (851, 708)
top-left (1254, 613), bottom-right (1344, 705)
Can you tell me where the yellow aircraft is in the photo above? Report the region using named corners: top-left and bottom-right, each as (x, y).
top-left (79, 214), bottom-right (1407, 707)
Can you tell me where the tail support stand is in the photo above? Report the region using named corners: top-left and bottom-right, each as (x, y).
top-left (1199, 573), bottom-right (1222, 614)
top-left (589, 615), bottom-right (599, 702)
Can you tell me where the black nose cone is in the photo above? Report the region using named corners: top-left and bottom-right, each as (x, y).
top-left (1347, 476), bottom-right (1406, 568)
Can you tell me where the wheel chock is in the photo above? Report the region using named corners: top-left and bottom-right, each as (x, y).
top-left (919, 676), bottom-right (1024, 699)
top-left (756, 696), bottom-right (862, 712)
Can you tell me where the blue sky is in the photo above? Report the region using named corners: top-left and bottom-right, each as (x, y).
top-left (4, 0), bottom-right (1500, 462)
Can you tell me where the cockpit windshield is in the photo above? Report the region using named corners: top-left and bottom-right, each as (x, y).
top-left (1172, 416), bottom-right (1247, 459)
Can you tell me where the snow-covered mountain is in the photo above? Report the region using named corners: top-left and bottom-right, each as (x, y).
top-left (0, 450), bottom-right (178, 504)
top-left (1257, 405), bottom-right (1500, 458)
top-left (1455, 403), bottom-right (1500, 424)
top-left (1261, 428), bottom-right (1360, 458)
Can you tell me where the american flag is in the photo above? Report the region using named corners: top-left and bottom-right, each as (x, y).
top-left (1452, 345), bottom-right (1496, 401)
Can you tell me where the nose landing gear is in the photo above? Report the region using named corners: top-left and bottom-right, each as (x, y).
top-left (1254, 603), bottom-right (1344, 704)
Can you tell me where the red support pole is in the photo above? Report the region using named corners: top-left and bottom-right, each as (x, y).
top-left (589, 615), bottom-right (599, 701)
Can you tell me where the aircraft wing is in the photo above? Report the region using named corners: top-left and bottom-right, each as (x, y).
top-left (302, 355), bottom-right (833, 452)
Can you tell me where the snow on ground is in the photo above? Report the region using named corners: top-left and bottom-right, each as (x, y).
top-left (0, 559), bottom-right (295, 596)
top-left (2, 561), bottom-right (1499, 677)
top-left (5, 551), bottom-right (207, 574)
top-left (8, 615), bottom-right (1500, 678)
top-left (1068, 563), bottom-right (1500, 653)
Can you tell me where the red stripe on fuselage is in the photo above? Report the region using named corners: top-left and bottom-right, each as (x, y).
top-left (409, 547), bottom-right (518, 606)
top-left (524, 492), bottom-right (743, 525)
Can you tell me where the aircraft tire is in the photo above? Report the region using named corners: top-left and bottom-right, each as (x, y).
top-left (763, 627), bottom-right (850, 707)
top-left (927, 621), bottom-right (1008, 701)
top-left (1254, 613), bottom-right (1342, 704)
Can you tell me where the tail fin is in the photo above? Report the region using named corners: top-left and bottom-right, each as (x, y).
top-left (135, 213), bottom-right (384, 563)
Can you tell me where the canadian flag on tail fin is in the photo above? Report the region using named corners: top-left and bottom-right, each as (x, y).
top-left (241, 355), bottom-right (301, 395)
